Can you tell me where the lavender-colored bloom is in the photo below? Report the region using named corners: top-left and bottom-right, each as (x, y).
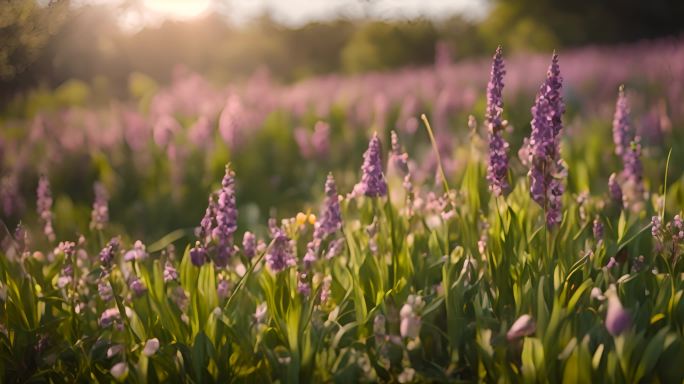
top-left (129, 277), bottom-right (147, 298)
top-left (593, 216), bottom-right (604, 242)
top-left (36, 175), bottom-right (55, 242)
top-left (90, 182), bottom-right (109, 231)
top-left (621, 138), bottom-right (644, 208)
top-left (242, 231), bottom-right (256, 259)
top-left (526, 54), bottom-right (566, 228)
top-left (163, 262), bottom-right (178, 282)
top-left (110, 362), bottom-right (129, 380)
top-left (218, 95), bottom-right (244, 148)
top-left (486, 46), bottom-right (510, 196)
top-left (612, 86), bottom-right (631, 157)
top-left (325, 238), bottom-right (345, 260)
top-left (314, 174), bottom-right (342, 240)
top-left (143, 338), bottom-right (160, 357)
top-left (1, 174), bottom-right (22, 218)
top-left (217, 279), bottom-right (230, 300)
top-left (198, 194), bottom-right (216, 243)
top-left (608, 173), bottom-right (623, 206)
top-left (651, 216), bottom-right (663, 237)
top-left (99, 238), bottom-right (120, 267)
top-left (356, 133), bottom-right (387, 198)
top-left (265, 231), bottom-right (295, 273)
top-left (98, 278), bottom-right (113, 302)
top-left (124, 240), bottom-right (147, 262)
top-left (99, 307), bottom-right (121, 328)
top-left (605, 257), bottom-right (617, 269)
top-left (212, 165), bottom-right (238, 267)
top-left (672, 214), bottom-right (684, 243)
top-left (297, 272), bottom-right (311, 296)
top-left (389, 131), bottom-right (409, 175)
top-left (55, 241), bottom-right (76, 257)
top-left (319, 275), bottom-right (332, 304)
top-left (311, 121), bottom-right (330, 157)
top-left (506, 314), bottom-right (536, 341)
top-left (605, 287), bottom-right (631, 336)
top-left (190, 243), bottom-right (208, 267)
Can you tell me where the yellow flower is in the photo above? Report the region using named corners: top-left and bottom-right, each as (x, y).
top-left (296, 212), bottom-right (308, 226)
top-left (308, 214), bottom-right (316, 225)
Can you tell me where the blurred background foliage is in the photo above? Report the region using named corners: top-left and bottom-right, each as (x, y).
top-left (2, 0), bottom-right (684, 108)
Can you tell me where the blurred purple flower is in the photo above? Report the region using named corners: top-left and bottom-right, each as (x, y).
top-left (311, 121), bottom-right (330, 157)
top-left (593, 216), bottom-right (604, 242)
top-left (163, 262), bottom-right (178, 283)
top-left (242, 231), bottom-right (256, 259)
top-left (314, 173), bottom-right (342, 240)
top-left (356, 132), bottom-right (387, 198)
top-left (90, 182), bottom-right (109, 231)
top-left (612, 86), bottom-right (631, 157)
top-left (389, 130), bottom-right (409, 175)
top-left (297, 272), bottom-right (311, 296)
top-left (212, 165), bottom-right (238, 267)
top-left (218, 95), bottom-right (244, 148)
top-left (190, 243), bottom-right (208, 267)
top-left (198, 193), bottom-right (216, 244)
top-left (525, 53), bottom-right (566, 228)
top-left (124, 240), bottom-right (147, 262)
top-left (36, 175), bottom-right (55, 242)
top-left (620, 137), bottom-right (644, 209)
top-left (152, 115), bottom-right (181, 147)
top-left (506, 314), bottom-right (536, 341)
top-left (217, 279), bottom-right (230, 300)
top-left (99, 238), bottom-right (120, 267)
top-left (98, 278), bottom-right (113, 302)
top-left (99, 307), bottom-right (121, 328)
top-left (319, 275), bottom-right (333, 305)
top-left (608, 173), bottom-right (623, 206)
top-left (605, 287), bottom-right (631, 336)
top-left (1, 174), bottom-right (23, 218)
top-left (129, 277), bottom-right (147, 298)
top-left (485, 46), bottom-right (510, 197)
top-left (265, 230), bottom-right (295, 273)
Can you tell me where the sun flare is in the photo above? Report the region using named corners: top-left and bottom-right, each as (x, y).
top-left (142, 0), bottom-right (212, 20)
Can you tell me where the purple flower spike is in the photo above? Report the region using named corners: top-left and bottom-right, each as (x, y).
top-left (129, 277), bottom-right (147, 298)
top-left (190, 243), bottom-right (208, 267)
top-left (593, 216), bottom-right (604, 242)
top-left (612, 86), bottom-right (630, 158)
top-left (314, 173), bottom-right (342, 240)
top-left (621, 137), bottom-right (644, 208)
top-left (99, 238), bottom-right (120, 268)
top-left (608, 173), bottom-right (623, 206)
top-left (198, 194), bottom-right (216, 244)
top-left (242, 231), bottom-right (256, 259)
top-left (163, 262), bottom-right (178, 282)
top-left (265, 231), bottom-right (295, 273)
top-left (212, 165), bottom-right (238, 266)
top-left (605, 286), bottom-right (631, 336)
top-left (486, 46), bottom-right (510, 196)
top-left (90, 182), bottom-right (109, 231)
top-left (357, 133), bottom-right (387, 198)
top-left (36, 175), bottom-right (55, 242)
top-left (525, 53), bottom-right (566, 228)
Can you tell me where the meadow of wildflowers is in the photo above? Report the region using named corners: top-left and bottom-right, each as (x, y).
top-left (2, 39), bottom-right (684, 382)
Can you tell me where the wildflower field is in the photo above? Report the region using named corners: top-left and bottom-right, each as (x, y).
top-left (2, 40), bottom-right (684, 383)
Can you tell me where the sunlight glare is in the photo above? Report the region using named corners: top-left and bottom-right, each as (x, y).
top-left (142, 0), bottom-right (212, 20)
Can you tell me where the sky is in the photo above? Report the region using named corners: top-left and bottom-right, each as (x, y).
top-left (82, 0), bottom-right (488, 30)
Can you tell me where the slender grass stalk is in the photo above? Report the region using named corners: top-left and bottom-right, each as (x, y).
top-left (421, 114), bottom-right (450, 195)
